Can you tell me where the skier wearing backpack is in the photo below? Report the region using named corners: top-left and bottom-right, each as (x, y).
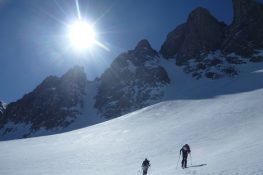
top-left (180, 144), bottom-right (191, 168)
top-left (141, 158), bottom-right (151, 175)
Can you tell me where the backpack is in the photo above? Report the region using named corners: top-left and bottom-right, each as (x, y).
top-left (142, 159), bottom-right (150, 167)
top-left (183, 144), bottom-right (190, 153)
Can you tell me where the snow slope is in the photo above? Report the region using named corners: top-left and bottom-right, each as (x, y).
top-left (1, 59), bottom-right (263, 175)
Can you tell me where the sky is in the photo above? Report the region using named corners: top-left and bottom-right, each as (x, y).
top-left (0, 0), bottom-right (263, 103)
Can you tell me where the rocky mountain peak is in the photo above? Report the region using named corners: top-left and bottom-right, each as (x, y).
top-left (94, 40), bottom-right (169, 118)
top-left (161, 7), bottom-right (225, 64)
top-left (223, 0), bottom-right (263, 56)
top-left (232, 0), bottom-right (260, 25)
top-left (132, 39), bottom-right (158, 58)
top-left (135, 39), bottom-right (153, 51)
top-left (61, 66), bottom-right (86, 82)
top-left (185, 7), bottom-right (226, 37)
top-left (160, 0), bottom-right (263, 79)
top-left (187, 7), bottom-right (216, 24)
top-left (0, 66), bottom-right (88, 137)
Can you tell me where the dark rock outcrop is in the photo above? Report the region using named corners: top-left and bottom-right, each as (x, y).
top-left (160, 7), bottom-right (226, 64)
top-left (0, 66), bottom-right (88, 136)
top-left (223, 0), bottom-right (263, 56)
top-left (159, 24), bottom-right (187, 59)
top-left (94, 40), bottom-right (170, 118)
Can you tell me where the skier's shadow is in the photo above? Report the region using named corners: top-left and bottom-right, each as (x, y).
top-left (188, 164), bottom-right (207, 168)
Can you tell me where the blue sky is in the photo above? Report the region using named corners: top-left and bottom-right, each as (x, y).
top-left (0, 0), bottom-right (262, 103)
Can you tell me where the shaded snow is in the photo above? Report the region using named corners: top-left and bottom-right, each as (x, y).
top-left (160, 55), bottom-right (263, 100)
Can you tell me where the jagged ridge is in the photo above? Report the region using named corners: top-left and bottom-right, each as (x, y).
top-left (160, 0), bottom-right (263, 79)
top-left (0, 66), bottom-right (88, 137)
top-left (95, 39), bottom-right (170, 118)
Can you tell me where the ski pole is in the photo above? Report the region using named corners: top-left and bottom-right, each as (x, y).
top-left (176, 153), bottom-right (181, 169)
top-left (138, 168), bottom-right (142, 175)
top-left (190, 152), bottom-right (192, 166)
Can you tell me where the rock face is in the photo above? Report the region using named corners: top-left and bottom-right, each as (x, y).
top-left (223, 0), bottom-right (263, 57)
top-left (160, 7), bottom-right (226, 65)
top-left (160, 0), bottom-right (263, 78)
top-left (0, 66), bottom-right (88, 137)
top-left (94, 40), bottom-right (170, 118)
top-left (0, 40), bottom-right (171, 139)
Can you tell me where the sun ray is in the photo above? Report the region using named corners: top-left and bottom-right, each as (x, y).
top-left (94, 40), bottom-right (110, 51)
top-left (75, 0), bottom-right (81, 19)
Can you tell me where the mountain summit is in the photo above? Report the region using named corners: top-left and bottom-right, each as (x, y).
top-left (95, 40), bottom-right (169, 118)
top-left (160, 0), bottom-right (263, 79)
top-left (135, 39), bottom-right (153, 51)
top-left (223, 0), bottom-right (263, 56)
top-left (160, 7), bottom-right (226, 64)
top-left (0, 66), bottom-right (88, 138)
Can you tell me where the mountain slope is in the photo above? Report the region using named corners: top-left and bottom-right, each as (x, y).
top-left (1, 67), bottom-right (263, 174)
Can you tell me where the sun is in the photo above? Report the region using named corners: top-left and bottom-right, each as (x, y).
top-left (67, 20), bottom-right (97, 51)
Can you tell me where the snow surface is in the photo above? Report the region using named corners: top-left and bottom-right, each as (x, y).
top-left (1, 59), bottom-right (263, 174)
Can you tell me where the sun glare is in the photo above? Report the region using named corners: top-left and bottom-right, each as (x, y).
top-left (68, 20), bottom-right (97, 51)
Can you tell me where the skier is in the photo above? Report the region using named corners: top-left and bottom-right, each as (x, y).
top-left (180, 144), bottom-right (191, 168)
top-left (141, 158), bottom-right (151, 175)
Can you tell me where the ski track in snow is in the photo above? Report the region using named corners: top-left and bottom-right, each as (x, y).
top-left (1, 59), bottom-right (263, 175)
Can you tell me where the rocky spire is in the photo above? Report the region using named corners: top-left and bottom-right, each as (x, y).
top-left (223, 0), bottom-right (263, 56)
top-left (133, 39), bottom-right (158, 57)
top-left (135, 39), bottom-right (153, 51)
top-left (160, 7), bottom-right (225, 64)
top-left (61, 66), bottom-right (86, 82)
top-left (232, 0), bottom-right (260, 26)
top-left (187, 7), bottom-right (217, 26)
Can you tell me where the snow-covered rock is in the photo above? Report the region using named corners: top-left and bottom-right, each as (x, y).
top-left (0, 101), bottom-right (6, 117)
